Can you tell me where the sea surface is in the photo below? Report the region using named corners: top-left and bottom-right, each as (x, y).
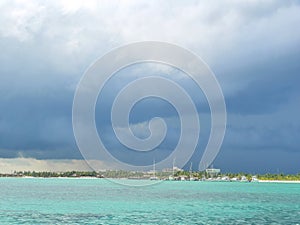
top-left (0, 178), bottom-right (300, 224)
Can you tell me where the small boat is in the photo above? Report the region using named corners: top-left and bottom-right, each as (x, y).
top-left (168, 158), bottom-right (176, 181)
top-left (240, 176), bottom-right (248, 182)
top-left (221, 176), bottom-right (230, 181)
top-left (180, 176), bottom-right (186, 181)
top-left (251, 176), bottom-right (259, 182)
top-left (168, 176), bottom-right (174, 181)
top-left (189, 162), bottom-right (195, 181)
top-left (230, 177), bottom-right (238, 182)
top-left (149, 159), bottom-right (159, 180)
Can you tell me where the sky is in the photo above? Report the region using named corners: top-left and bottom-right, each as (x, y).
top-left (0, 0), bottom-right (300, 173)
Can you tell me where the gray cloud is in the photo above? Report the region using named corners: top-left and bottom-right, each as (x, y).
top-left (0, 0), bottom-right (299, 172)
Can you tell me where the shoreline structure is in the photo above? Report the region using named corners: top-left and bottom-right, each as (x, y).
top-left (1, 170), bottom-right (300, 183)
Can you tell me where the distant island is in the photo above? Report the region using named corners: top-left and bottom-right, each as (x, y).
top-left (1, 170), bottom-right (300, 183)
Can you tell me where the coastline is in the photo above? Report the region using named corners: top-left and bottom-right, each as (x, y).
top-left (258, 180), bottom-right (300, 184)
top-left (1, 176), bottom-right (300, 183)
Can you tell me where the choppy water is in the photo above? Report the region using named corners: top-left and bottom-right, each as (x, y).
top-left (1, 178), bottom-right (300, 224)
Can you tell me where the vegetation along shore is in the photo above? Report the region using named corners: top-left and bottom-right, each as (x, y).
top-left (1, 170), bottom-right (300, 183)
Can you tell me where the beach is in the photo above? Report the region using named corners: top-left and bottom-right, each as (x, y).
top-left (258, 180), bottom-right (300, 184)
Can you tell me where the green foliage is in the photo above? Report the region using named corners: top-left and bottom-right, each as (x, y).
top-left (257, 173), bottom-right (300, 181)
top-left (0, 170), bottom-right (300, 180)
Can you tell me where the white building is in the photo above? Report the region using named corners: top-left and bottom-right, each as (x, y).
top-left (205, 168), bottom-right (221, 177)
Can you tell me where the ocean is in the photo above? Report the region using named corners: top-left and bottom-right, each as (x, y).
top-left (0, 178), bottom-right (300, 224)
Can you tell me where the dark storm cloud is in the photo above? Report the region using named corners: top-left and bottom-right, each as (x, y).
top-left (225, 50), bottom-right (300, 115)
top-left (0, 0), bottom-right (299, 172)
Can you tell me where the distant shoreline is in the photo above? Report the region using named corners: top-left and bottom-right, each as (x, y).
top-left (258, 180), bottom-right (300, 184)
top-left (1, 171), bottom-right (300, 183)
top-left (1, 176), bottom-right (300, 184)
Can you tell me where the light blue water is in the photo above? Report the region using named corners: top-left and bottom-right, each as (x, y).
top-left (0, 178), bottom-right (300, 224)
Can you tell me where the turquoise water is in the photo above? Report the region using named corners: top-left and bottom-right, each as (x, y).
top-left (1, 178), bottom-right (300, 224)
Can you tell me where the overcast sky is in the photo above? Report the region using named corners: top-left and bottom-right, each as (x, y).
top-left (0, 0), bottom-right (300, 173)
